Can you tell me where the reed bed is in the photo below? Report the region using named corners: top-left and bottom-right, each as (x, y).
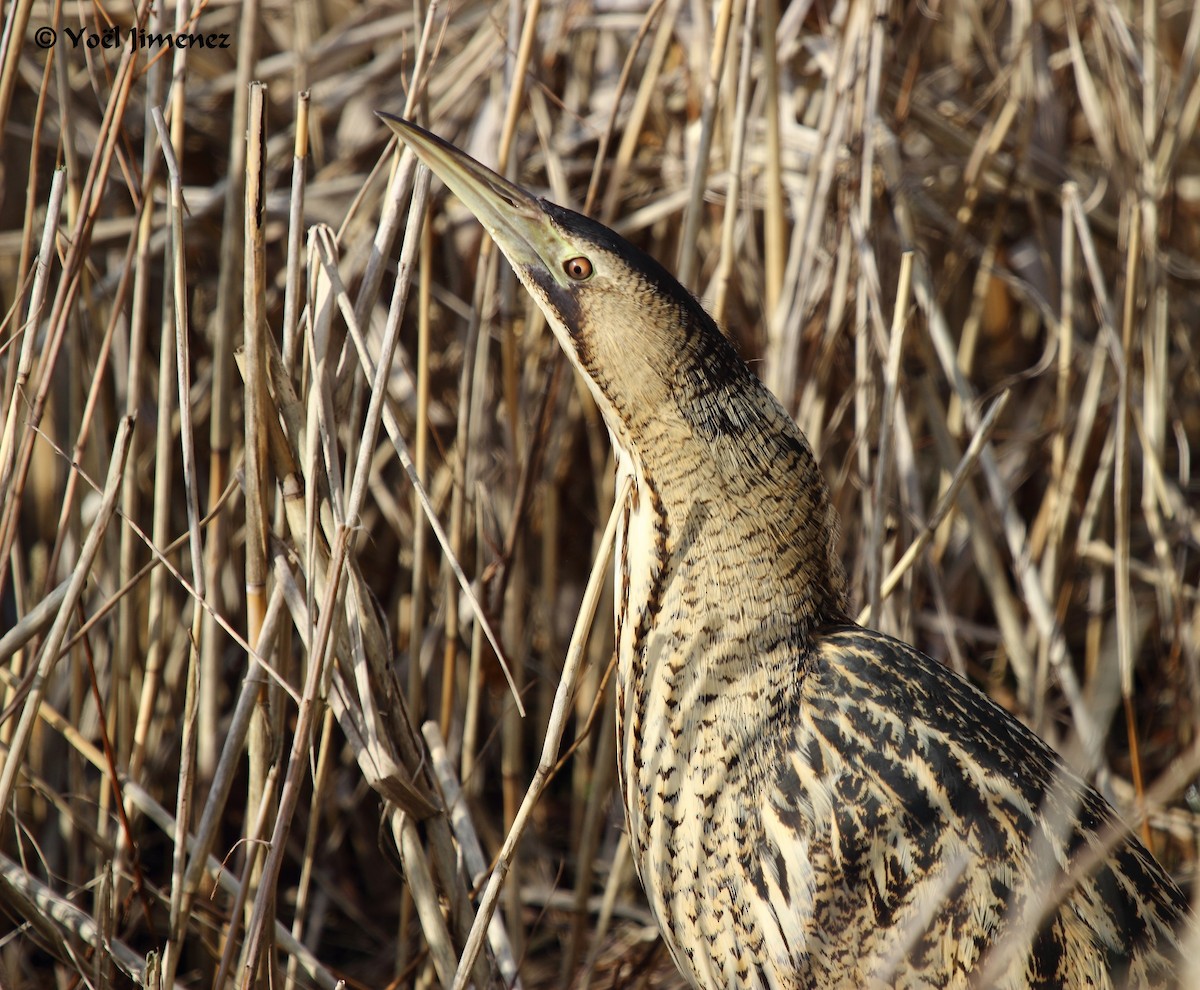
top-left (0, 0), bottom-right (1197, 986)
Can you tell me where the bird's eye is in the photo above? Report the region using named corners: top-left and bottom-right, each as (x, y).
top-left (563, 256), bottom-right (593, 281)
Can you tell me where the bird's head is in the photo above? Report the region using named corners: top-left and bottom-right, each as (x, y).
top-left (377, 113), bottom-right (746, 460)
top-left (379, 113), bottom-right (849, 621)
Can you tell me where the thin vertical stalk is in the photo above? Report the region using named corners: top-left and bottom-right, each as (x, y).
top-left (759, 0), bottom-right (784, 334)
top-left (200, 0), bottom-right (262, 781)
top-left (151, 104), bottom-right (209, 990)
top-left (282, 91), bottom-right (311, 376)
top-left (450, 475), bottom-right (631, 989)
top-left (0, 418), bottom-right (134, 821)
top-left (241, 80), bottom-right (273, 987)
top-left (676, 0), bottom-right (735, 288)
top-left (711, 0), bottom-right (756, 324)
top-left (867, 253), bottom-right (913, 628)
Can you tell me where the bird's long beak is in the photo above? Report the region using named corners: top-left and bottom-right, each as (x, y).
top-left (377, 112), bottom-right (556, 275)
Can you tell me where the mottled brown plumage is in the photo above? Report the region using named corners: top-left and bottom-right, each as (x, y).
top-left (380, 114), bottom-right (1191, 989)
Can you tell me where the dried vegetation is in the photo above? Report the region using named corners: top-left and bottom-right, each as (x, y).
top-left (0, 0), bottom-right (1198, 986)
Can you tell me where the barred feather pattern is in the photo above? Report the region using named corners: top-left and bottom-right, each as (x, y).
top-left (609, 383), bottom-right (1187, 990)
top-left (379, 116), bottom-right (1192, 990)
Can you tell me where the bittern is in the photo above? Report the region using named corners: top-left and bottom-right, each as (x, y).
top-left (378, 114), bottom-right (1190, 988)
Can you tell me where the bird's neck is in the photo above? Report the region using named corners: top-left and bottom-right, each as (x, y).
top-left (614, 350), bottom-right (849, 641)
top-left (609, 362), bottom-right (849, 757)
top-left (609, 345), bottom-right (849, 883)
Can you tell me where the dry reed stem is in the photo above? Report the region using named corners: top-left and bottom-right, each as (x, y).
top-left (1, 2), bottom-right (1197, 987)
